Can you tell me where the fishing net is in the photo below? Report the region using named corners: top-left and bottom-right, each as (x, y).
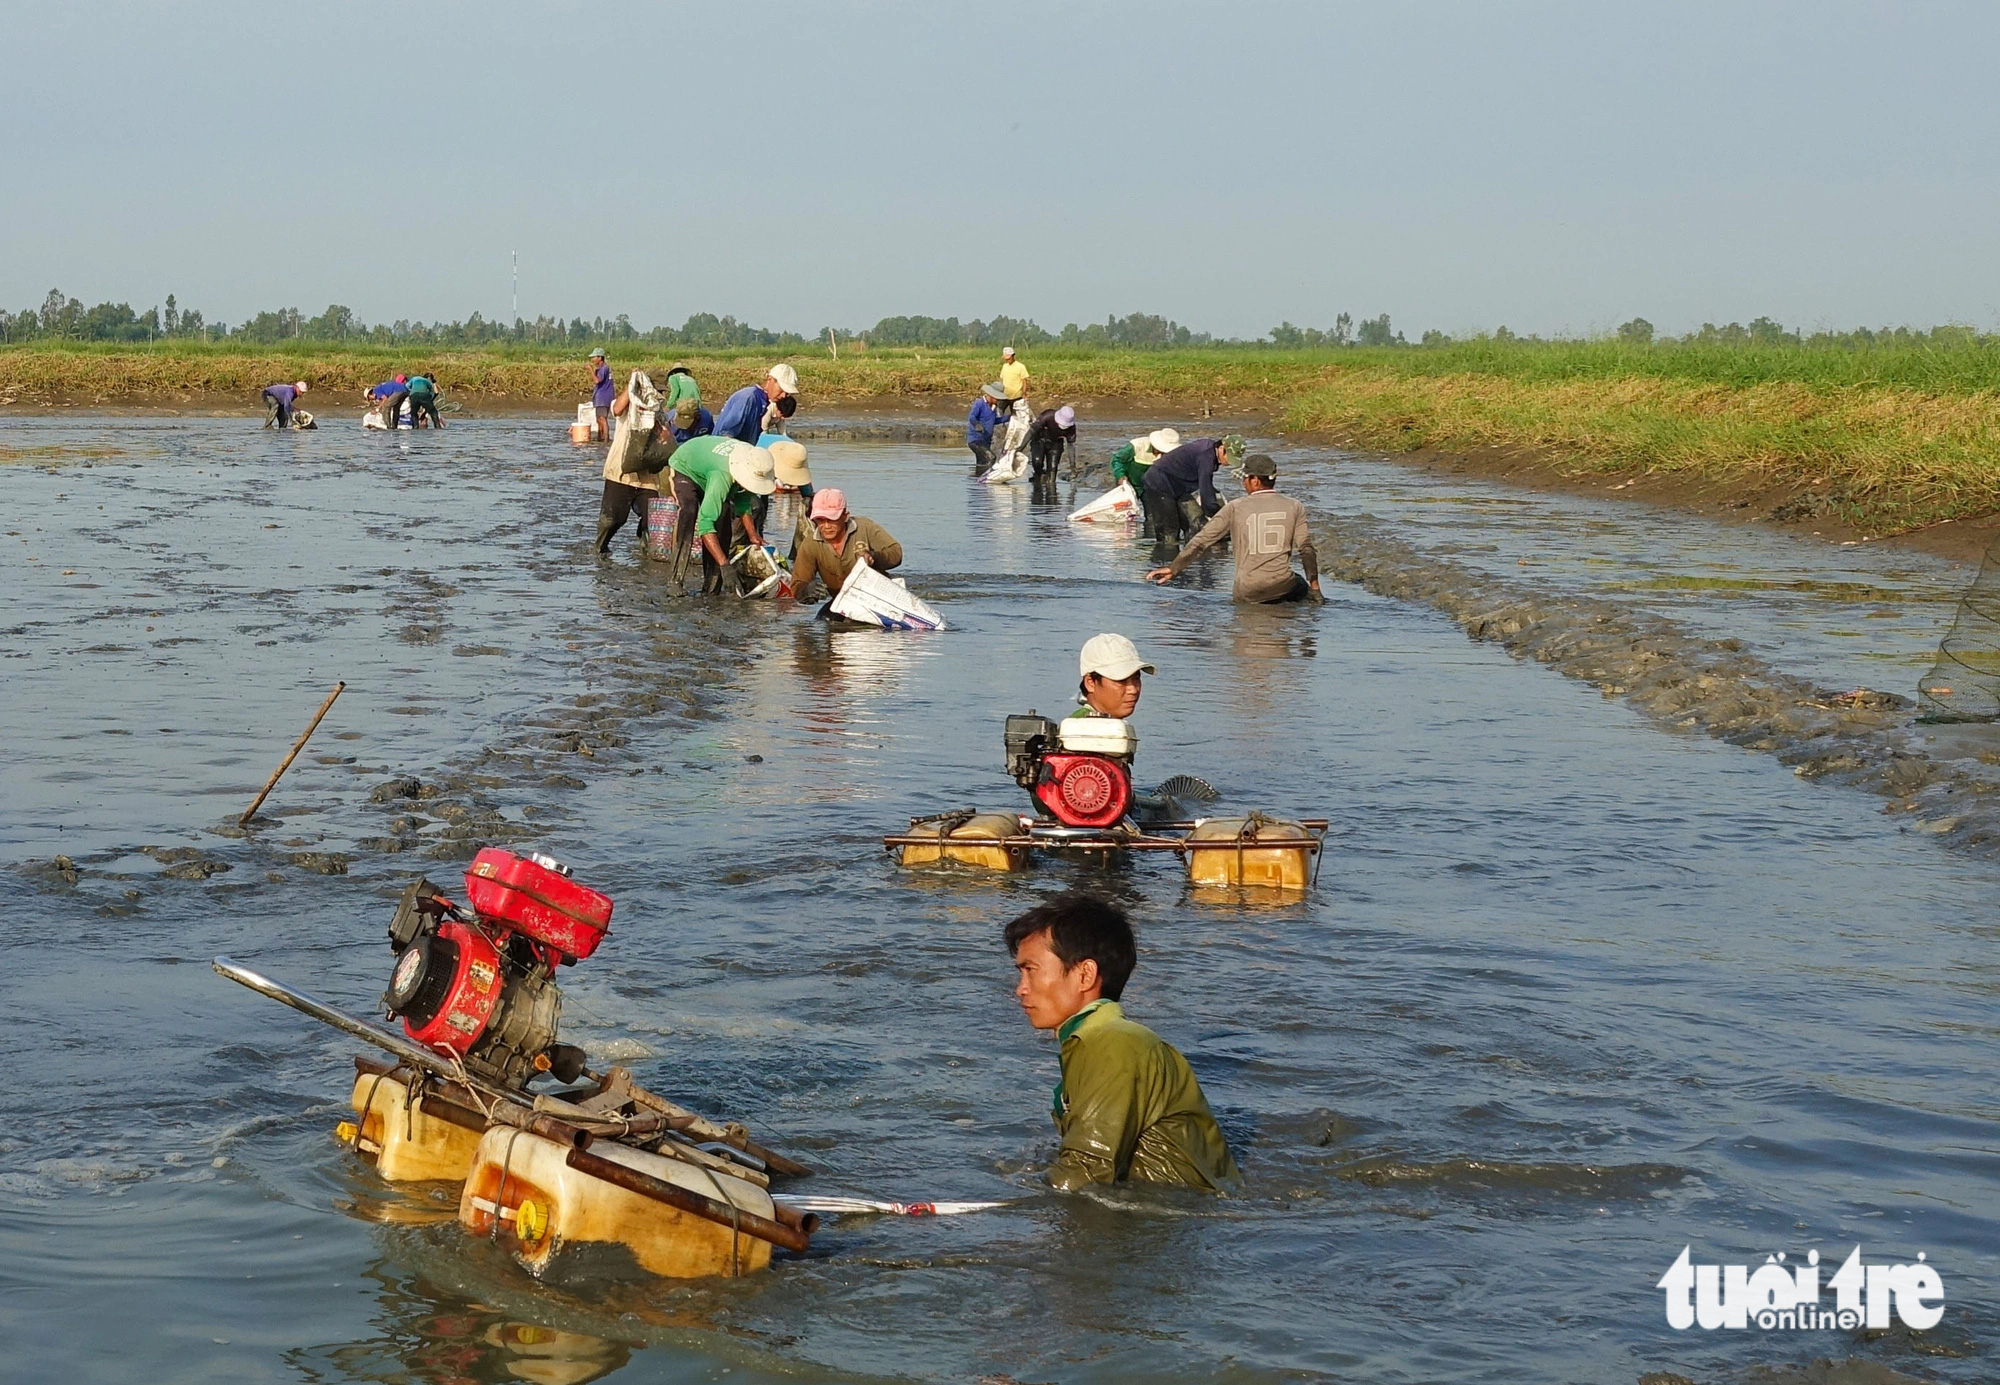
top-left (1918, 533), bottom-right (2000, 721)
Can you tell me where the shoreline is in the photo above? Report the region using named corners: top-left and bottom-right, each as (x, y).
top-left (5, 389), bottom-right (1985, 567)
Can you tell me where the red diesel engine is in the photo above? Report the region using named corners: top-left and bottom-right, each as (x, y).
top-left (1004, 713), bottom-right (1135, 829)
top-left (381, 848), bottom-right (610, 1089)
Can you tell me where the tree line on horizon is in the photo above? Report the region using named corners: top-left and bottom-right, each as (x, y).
top-left (0, 287), bottom-right (1986, 355)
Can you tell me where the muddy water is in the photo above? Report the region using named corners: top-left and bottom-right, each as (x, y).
top-left (3, 414), bottom-right (1997, 1384)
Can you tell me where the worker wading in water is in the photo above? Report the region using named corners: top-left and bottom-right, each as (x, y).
top-left (666, 435), bottom-right (775, 595)
top-left (262, 380), bottom-right (309, 428)
top-left (1143, 434), bottom-right (1243, 562)
top-left (1148, 453), bottom-right (1322, 603)
top-left (1006, 892), bottom-right (1240, 1192)
top-left (786, 488), bottom-right (903, 609)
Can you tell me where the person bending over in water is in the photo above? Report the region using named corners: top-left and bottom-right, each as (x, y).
top-left (1147, 454), bottom-right (1322, 604)
top-left (1006, 891), bottom-right (1239, 1192)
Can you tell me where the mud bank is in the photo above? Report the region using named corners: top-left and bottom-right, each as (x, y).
top-left (1308, 434), bottom-right (2000, 566)
top-left (1321, 511), bottom-right (2000, 853)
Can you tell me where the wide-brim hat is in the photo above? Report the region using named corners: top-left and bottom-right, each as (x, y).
top-left (981, 382), bottom-right (1007, 401)
top-left (1147, 428), bottom-right (1181, 454)
top-left (1054, 406), bottom-right (1075, 428)
top-left (768, 439), bottom-right (812, 487)
top-left (726, 443), bottom-right (778, 495)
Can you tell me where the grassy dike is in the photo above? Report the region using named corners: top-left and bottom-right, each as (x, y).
top-left (5, 339), bottom-right (1999, 536)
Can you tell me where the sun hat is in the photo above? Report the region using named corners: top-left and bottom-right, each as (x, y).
top-left (724, 442), bottom-right (777, 495)
top-left (768, 439), bottom-right (812, 486)
top-left (767, 362), bottom-right (800, 395)
top-left (1054, 405), bottom-right (1075, 428)
top-left (1147, 428), bottom-right (1181, 454)
top-left (1242, 453), bottom-right (1277, 478)
top-left (981, 382), bottom-right (1007, 401)
top-left (589, 348), bottom-right (605, 358)
top-left (809, 488), bottom-right (846, 521)
top-left (294, 381), bottom-right (309, 393)
top-left (1080, 632), bottom-right (1156, 682)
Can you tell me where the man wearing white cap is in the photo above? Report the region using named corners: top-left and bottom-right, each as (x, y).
top-left (261, 380), bottom-right (309, 429)
top-left (715, 363), bottom-right (800, 444)
top-left (665, 434), bottom-right (776, 593)
top-left (1073, 632), bottom-right (1155, 721)
top-left (999, 346), bottom-right (1029, 402)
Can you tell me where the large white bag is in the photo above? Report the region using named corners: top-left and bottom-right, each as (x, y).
top-left (1068, 479), bottom-right (1138, 523)
top-left (829, 561), bottom-right (947, 630)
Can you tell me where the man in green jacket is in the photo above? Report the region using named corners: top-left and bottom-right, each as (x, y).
top-left (1005, 892), bottom-right (1239, 1192)
top-left (666, 435), bottom-right (775, 594)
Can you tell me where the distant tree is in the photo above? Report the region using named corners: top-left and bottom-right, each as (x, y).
top-left (1421, 329), bottom-right (1452, 346)
top-left (1617, 317), bottom-right (1654, 343)
top-left (1747, 315), bottom-right (1793, 344)
top-left (1331, 312), bottom-right (1353, 346)
top-left (1493, 325), bottom-right (1517, 342)
top-left (41, 288), bottom-right (65, 334)
top-left (1355, 313), bottom-right (1400, 347)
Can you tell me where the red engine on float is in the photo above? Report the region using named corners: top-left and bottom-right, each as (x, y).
top-left (381, 848), bottom-right (611, 1089)
top-left (1004, 713), bottom-right (1137, 829)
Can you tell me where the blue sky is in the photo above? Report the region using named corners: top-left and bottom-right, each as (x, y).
top-left (6, 0), bottom-right (1997, 338)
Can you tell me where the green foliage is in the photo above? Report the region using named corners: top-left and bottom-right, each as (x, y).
top-left (1617, 317), bottom-right (1654, 343)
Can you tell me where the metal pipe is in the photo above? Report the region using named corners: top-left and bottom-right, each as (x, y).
top-left (563, 1147), bottom-right (811, 1254)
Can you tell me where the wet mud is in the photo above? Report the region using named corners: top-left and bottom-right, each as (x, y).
top-left (2, 414), bottom-right (1995, 1384)
top-left (1319, 512), bottom-right (2000, 855)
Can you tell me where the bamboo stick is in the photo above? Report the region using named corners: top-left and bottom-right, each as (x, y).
top-left (238, 681), bottom-right (344, 826)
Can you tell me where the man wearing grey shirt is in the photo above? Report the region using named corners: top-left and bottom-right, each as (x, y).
top-left (1145, 454), bottom-right (1321, 603)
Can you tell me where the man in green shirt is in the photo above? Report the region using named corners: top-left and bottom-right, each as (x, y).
top-left (667, 436), bottom-right (776, 594)
top-left (1005, 892), bottom-right (1239, 1192)
top-left (406, 371), bottom-right (443, 428)
top-left (1109, 429), bottom-right (1177, 535)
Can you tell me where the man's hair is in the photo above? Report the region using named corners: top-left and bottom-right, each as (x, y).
top-left (1003, 892), bottom-right (1136, 1000)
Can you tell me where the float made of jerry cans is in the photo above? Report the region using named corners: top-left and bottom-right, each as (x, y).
top-left (463, 848), bottom-right (612, 961)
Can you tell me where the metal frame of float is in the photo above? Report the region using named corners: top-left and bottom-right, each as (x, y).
top-left (885, 813), bottom-right (1330, 889)
top-left (215, 958), bottom-right (816, 1279)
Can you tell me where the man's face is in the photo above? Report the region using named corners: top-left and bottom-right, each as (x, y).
top-left (1083, 671), bottom-right (1142, 718)
top-left (1013, 929), bottom-right (1100, 1030)
top-left (763, 376), bottom-right (789, 402)
top-left (813, 515), bottom-right (845, 543)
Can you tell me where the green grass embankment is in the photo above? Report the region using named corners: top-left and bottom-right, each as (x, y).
top-left (6, 339), bottom-right (1999, 534)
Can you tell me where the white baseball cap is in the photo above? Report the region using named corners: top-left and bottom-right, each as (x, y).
top-left (1080, 633), bottom-right (1156, 682)
top-left (1001, 346), bottom-right (1016, 358)
top-left (767, 363), bottom-right (800, 396)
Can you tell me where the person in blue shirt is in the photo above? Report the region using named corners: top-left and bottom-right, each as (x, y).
top-left (1143, 435), bottom-right (1243, 562)
top-left (262, 380), bottom-right (308, 428)
top-left (967, 383), bottom-right (1007, 475)
top-left (366, 376), bottom-right (409, 428)
top-left (672, 402), bottom-right (714, 443)
top-left (714, 363), bottom-right (800, 443)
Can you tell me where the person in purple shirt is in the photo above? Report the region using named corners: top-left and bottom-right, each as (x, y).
top-left (262, 380), bottom-right (308, 429)
top-left (713, 363), bottom-right (800, 443)
top-left (589, 349), bottom-right (614, 443)
top-left (1142, 434), bottom-right (1244, 562)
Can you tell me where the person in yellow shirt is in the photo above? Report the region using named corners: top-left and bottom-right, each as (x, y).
top-left (999, 346), bottom-right (1029, 401)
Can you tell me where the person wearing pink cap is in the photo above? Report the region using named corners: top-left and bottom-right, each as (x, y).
top-left (785, 489), bottom-right (903, 604)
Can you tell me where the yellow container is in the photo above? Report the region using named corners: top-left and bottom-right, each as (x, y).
top-left (1185, 817), bottom-right (1316, 891)
top-left (899, 811), bottom-right (1029, 872)
top-left (346, 1070), bottom-right (486, 1183)
top-left (459, 1128), bottom-right (777, 1279)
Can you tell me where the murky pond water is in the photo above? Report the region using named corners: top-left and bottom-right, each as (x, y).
top-left (3, 414), bottom-right (1996, 1384)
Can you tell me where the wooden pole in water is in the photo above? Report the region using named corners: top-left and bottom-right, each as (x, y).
top-left (238, 681), bottom-right (345, 827)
